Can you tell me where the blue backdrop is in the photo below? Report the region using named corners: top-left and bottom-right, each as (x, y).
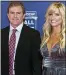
top-left (1, 1), bottom-right (65, 36)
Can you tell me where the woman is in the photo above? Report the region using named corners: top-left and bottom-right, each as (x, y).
top-left (40, 2), bottom-right (66, 75)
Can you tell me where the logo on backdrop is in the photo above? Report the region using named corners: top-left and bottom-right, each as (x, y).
top-left (24, 11), bottom-right (38, 29)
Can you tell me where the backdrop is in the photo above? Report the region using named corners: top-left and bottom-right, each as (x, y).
top-left (1, 1), bottom-right (65, 36)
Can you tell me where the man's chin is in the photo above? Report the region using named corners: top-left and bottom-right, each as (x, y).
top-left (11, 24), bottom-right (20, 28)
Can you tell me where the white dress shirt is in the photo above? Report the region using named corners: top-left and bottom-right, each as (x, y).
top-left (9, 22), bottom-right (23, 75)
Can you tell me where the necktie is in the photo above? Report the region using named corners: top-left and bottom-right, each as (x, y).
top-left (9, 29), bottom-right (16, 75)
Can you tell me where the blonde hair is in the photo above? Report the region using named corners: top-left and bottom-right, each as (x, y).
top-left (41, 2), bottom-right (65, 49)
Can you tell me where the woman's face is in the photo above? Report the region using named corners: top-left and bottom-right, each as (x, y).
top-left (48, 8), bottom-right (62, 27)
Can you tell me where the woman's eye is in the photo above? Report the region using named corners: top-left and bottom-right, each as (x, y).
top-left (48, 13), bottom-right (52, 16)
top-left (55, 13), bottom-right (60, 16)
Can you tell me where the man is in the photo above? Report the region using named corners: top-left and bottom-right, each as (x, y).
top-left (1, 1), bottom-right (42, 75)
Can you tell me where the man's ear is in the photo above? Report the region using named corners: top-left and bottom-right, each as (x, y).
top-left (7, 13), bottom-right (9, 19)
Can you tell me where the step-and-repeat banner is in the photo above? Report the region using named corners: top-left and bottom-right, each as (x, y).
top-left (1, 1), bottom-right (65, 36)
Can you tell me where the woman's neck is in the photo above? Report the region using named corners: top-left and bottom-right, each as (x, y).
top-left (52, 25), bottom-right (61, 34)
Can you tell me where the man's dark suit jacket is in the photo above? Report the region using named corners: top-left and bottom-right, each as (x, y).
top-left (1, 24), bottom-right (42, 75)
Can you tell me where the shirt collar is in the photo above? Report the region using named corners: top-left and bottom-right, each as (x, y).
top-left (10, 22), bottom-right (24, 32)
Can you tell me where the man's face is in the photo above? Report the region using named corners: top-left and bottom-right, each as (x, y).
top-left (7, 6), bottom-right (25, 28)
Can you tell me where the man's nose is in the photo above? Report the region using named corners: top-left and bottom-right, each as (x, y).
top-left (14, 13), bottom-right (17, 18)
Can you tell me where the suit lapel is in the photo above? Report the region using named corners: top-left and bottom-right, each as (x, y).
top-left (5, 27), bottom-right (9, 57)
top-left (15, 25), bottom-right (27, 58)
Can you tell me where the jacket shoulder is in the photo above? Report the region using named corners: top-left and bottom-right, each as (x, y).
top-left (1, 26), bottom-right (9, 32)
top-left (24, 24), bottom-right (40, 34)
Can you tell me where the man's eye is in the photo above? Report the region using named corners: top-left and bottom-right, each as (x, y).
top-left (10, 12), bottom-right (14, 14)
top-left (17, 12), bottom-right (21, 14)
